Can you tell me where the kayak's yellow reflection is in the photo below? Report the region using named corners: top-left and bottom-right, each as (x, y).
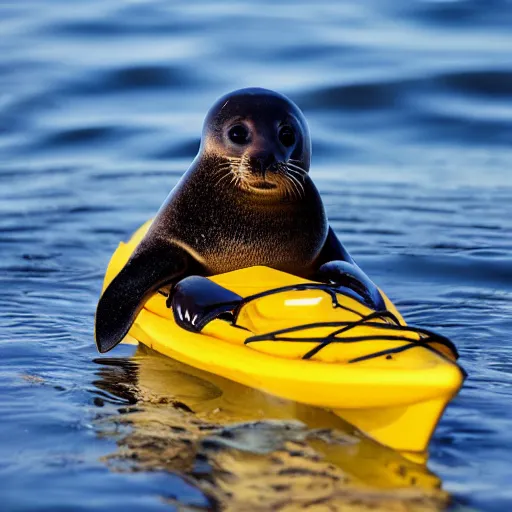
top-left (94, 345), bottom-right (449, 511)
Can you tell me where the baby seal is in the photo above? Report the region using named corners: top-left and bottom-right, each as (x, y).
top-left (95, 88), bottom-right (384, 353)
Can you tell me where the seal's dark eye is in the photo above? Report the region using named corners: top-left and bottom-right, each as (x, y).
top-left (278, 126), bottom-right (295, 147)
top-left (228, 124), bottom-right (250, 145)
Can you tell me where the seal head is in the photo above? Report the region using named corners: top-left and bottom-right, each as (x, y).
top-left (199, 87), bottom-right (311, 199)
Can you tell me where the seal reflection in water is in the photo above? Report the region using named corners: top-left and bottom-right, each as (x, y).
top-left (95, 87), bottom-right (384, 353)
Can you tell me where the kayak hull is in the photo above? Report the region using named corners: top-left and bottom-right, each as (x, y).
top-left (100, 221), bottom-right (465, 454)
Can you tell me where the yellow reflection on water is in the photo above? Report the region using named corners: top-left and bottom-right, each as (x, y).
top-left (96, 345), bottom-right (449, 511)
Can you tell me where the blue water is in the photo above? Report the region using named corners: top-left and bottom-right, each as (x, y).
top-left (1, 0), bottom-right (511, 510)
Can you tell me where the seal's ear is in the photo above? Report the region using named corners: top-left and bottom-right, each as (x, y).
top-left (94, 241), bottom-right (189, 353)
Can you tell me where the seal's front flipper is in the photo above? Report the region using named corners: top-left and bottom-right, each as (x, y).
top-left (169, 276), bottom-right (242, 333)
top-left (95, 241), bottom-right (190, 353)
top-left (315, 260), bottom-right (386, 311)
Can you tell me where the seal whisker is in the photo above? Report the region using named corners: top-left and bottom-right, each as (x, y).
top-left (236, 156), bottom-right (246, 176)
top-left (288, 178), bottom-right (301, 200)
top-left (212, 162), bottom-right (234, 174)
top-left (289, 181), bottom-right (301, 200)
top-left (235, 155), bottom-right (253, 189)
top-left (275, 174), bottom-right (291, 199)
top-left (286, 162), bottom-right (307, 175)
top-left (285, 173), bottom-right (305, 198)
top-left (286, 167), bottom-right (306, 180)
top-left (285, 165), bottom-right (305, 183)
top-left (212, 167), bottom-right (232, 178)
top-left (277, 163), bottom-right (290, 176)
top-left (286, 166), bottom-right (306, 177)
top-left (287, 170), bottom-right (303, 186)
top-left (275, 173), bottom-right (299, 200)
top-left (287, 179), bottom-right (299, 200)
top-left (287, 169), bottom-right (307, 180)
top-left (288, 176), bottom-right (305, 191)
top-left (280, 181), bottom-right (291, 200)
top-left (214, 172), bottom-right (233, 188)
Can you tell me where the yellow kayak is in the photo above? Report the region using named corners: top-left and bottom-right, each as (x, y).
top-left (101, 221), bottom-right (465, 457)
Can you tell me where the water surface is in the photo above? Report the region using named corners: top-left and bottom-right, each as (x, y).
top-left (1, 1), bottom-right (511, 510)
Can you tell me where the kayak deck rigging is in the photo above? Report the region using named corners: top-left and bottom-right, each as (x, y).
top-left (165, 278), bottom-right (459, 364)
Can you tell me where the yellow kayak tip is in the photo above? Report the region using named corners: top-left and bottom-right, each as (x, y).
top-left (100, 221), bottom-right (466, 456)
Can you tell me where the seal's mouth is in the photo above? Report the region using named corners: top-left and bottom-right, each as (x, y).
top-left (248, 179), bottom-right (278, 191)
top-left (215, 156), bottom-right (307, 199)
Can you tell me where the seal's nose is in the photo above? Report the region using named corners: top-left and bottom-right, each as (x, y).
top-left (252, 152), bottom-right (280, 173)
